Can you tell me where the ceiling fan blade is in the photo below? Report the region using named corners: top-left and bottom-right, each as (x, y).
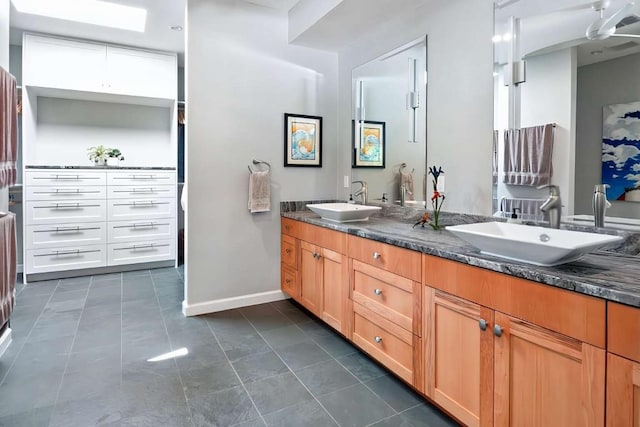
top-left (609, 32), bottom-right (640, 37)
top-left (601, 2), bottom-right (636, 33)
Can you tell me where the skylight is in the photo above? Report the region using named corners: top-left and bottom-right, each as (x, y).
top-left (11, 0), bottom-right (147, 32)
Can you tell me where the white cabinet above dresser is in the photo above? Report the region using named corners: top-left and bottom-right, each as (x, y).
top-left (23, 34), bottom-right (177, 100)
top-left (24, 168), bottom-right (176, 279)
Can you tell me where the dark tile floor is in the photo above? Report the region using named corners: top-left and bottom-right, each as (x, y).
top-left (0, 267), bottom-right (458, 427)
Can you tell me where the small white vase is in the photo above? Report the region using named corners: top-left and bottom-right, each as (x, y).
top-left (107, 157), bottom-right (120, 167)
top-left (94, 158), bottom-right (107, 166)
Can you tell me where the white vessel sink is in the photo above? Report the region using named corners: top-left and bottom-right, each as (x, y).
top-left (306, 203), bottom-right (382, 223)
top-left (447, 222), bottom-right (623, 266)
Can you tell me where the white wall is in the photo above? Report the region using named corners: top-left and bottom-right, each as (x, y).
top-left (27, 98), bottom-right (173, 167)
top-left (185, 0), bottom-right (338, 313)
top-left (337, 0), bottom-right (495, 215)
top-left (576, 52), bottom-right (640, 219)
top-left (0, 0), bottom-right (9, 213)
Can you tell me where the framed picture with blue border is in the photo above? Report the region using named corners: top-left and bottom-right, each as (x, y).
top-left (352, 120), bottom-right (385, 168)
top-left (284, 113), bottom-right (322, 167)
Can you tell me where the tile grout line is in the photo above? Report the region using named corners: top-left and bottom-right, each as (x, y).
top-left (49, 276), bottom-right (93, 421)
top-left (238, 309), bottom-right (341, 427)
top-left (364, 402), bottom-right (426, 427)
top-left (149, 268), bottom-right (196, 427)
top-left (205, 320), bottom-right (270, 427)
top-left (0, 278), bottom-right (62, 387)
top-left (265, 302), bottom-right (399, 419)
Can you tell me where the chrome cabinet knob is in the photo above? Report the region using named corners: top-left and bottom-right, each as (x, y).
top-left (479, 319), bottom-right (487, 331)
top-left (374, 288), bottom-right (382, 296)
top-left (494, 324), bottom-right (503, 337)
top-left (285, 248), bottom-right (292, 254)
top-left (374, 336), bottom-right (383, 343)
top-left (373, 252), bottom-right (381, 259)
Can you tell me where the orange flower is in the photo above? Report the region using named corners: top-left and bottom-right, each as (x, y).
top-left (431, 191), bottom-right (440, 201)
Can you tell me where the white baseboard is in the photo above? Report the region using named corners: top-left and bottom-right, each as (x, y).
top-left (0, 328), bottom-right (12, 359)
top-left (182, 290), bottom-right (287, 316)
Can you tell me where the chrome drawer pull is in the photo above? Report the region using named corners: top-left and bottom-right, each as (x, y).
top-left (374, 336), bottom-right (383, 344)
top-left (34, 249), bottom-right (100, 257)
top-left (34, 203), bottom-right (99, 209)
top-left (113, 243), bottom-right (170, 251)
top-left (493, 324), bottom-right (503, 337)
top-left (373, 288), bottom-right (382, 296)
top-left (34, 226), bottom-right (100, 233)
top-left (113, 222), bottom-right (168, 229)
top-left (285, 248), bottom-right (292, 254)
top-left (373, 252), bottom-right (381, 259)
top-left (479, 319), bottom-right (488, 331)
top-left (113, 201), bottom-right (169, 207)
top-left (33, 175), bottom-right (99, 180)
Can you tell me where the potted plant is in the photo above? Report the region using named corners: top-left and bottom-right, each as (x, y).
top-left (87, 145), bottom-right (109, 166)
top-left (107, 148), bottom-right (125, 166)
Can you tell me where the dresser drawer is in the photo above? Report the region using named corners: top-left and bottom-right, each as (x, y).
top-left (352, 303), bottom-right (418, 385)
top-left (281, 234), bottom-right (297, 269)
top-left (107, 239), bottom-right (175, 266)
top-left (26, 245), bottom-right (106, 274)
top-left (107, 198), bottom-right (175, 221)
top-left (282, 218), bottom-right (346, 254)
top-left (106, 185), bottom-right (175, 199)
top-left (107, 219), bottom-right (175, 244)
top-left (26, 200), bottom-right (107, 225)
top-left (26, 170), bottom-right (106, 186)
top-left (281, 264), bottom-right (299, 300)
top-left (282, 217), bottom-right (299, 237)
top-left (352, 259), bottom-right (421, 335)
top-left (349, 235), bottom-right (421, 281)
top-left (608, 302), bottom-right (640, 362)
top-left (26, 185), bottom-right (106, 201)
top-left (107, 171), bottom-right (175, 186)
top-left (26, 223), bottom-right (106, 249)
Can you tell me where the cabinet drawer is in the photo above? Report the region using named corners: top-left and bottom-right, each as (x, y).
top-left (107, 198), bottom-right (175, 221)
top-left (281, 264), bottom-right (299, 300)
top-left (282, 218), bottom-right (346, 254)
top-left (26, 200), bottom-right (107, 225)
top-left (26, 185), bottom-right (106, 201)
top-left (107, 185), bottom-right (175, 199)
top-left (107, 171), bottom-right (175, 186)
top-left (352, 259), bottom-right (420, 335)
top-left (26, 245), bottom-right (106, 274)
top-left (352, 303), bottom-right (418, 385)
top-left (349, 235), bottom-right (421, 281)
top-left (608, 302), bottom-right (640, 362)
top-left (26, 223), bottom-right (106, 249)
top-left (282, 217), bottom-right (299, 237)
top-left (107, 219), bottom-right (175, 244)
top-left (281, 234), bottom-right (297, 268)
top-left (26, 170), bottom-right (106, 186)
top-left (107, 239), bottom-right (175, 266)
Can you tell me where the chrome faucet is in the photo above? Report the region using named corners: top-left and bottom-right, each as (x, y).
top-left (400, 184), bottom-right (407, 207)
top-left (352, 181), bottom-right (368, 205)
top-left (539, 184), bottom-right (562, 229)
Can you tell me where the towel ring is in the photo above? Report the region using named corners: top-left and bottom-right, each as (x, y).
top-left (248, 159), bottom-right (271, 173)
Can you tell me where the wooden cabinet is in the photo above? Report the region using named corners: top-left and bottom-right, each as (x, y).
top-left (424, 254), bottom-right (606, 427)
top-left (606, 302), bottom-right (640, 427)
top-left (23, 33), bottom-right (177, 100)
top-left (281, 219), bottom-right (349, 335)
top-left (493, 312), bottom-right (604, 427)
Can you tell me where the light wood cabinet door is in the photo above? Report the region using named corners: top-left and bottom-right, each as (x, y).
top-left (607, 353), bottom-right (640, 427)
top-left (300, 241), bottom-right (322, 316)
top-left (425, 288), bottom-right (493, 427)
top-left (320, 248), bottom-right (348, 335)
top-left (493, 312), bottom-right (605, 427)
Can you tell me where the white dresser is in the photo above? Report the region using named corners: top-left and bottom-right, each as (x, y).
top-left (24, 168), bottom-right (176, 278)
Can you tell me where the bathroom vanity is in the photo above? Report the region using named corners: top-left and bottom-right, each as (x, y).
top-left (280, 205), bottom-right (640, 427)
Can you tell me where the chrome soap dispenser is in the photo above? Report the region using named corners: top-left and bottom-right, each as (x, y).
top-left (593, 184), bottom-right (611, 228)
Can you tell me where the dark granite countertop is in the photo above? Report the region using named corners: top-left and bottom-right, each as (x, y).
top-left (282, 207), bottom-right (640, 308)
top-left (26, 165), bottom-right (176, 170)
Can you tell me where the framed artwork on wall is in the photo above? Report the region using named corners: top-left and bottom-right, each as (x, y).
top-left (284, 113), bottom-right (322, 167)
top-left (353, 120), bottom-right (385, 168)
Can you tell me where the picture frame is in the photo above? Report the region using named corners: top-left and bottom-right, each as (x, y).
top-left (352, 120), bottom-right (385, 168)
top-left (284, 113), bottom-right (323, 167)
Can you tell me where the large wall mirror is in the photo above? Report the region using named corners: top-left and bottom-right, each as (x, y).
top-left (351, 36), bottom-right (427, 205)
top-left (494, 0), bottom-right (640, 224)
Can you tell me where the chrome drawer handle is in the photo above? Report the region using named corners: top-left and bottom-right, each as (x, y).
top-left (285, 248), bottom-right (292, 254)
top-left (34, 249), bottom-right (100, 257)
top-left (34, 203), bottom-right (99, 209)
top-left (373, 252), bottom-right (381, 259)
top-left (479, 319), bottom-right (487, 331)
top-left (312, 252), bottom-right (322, 259)
top-left (494, 324), bottom-right (503, 337)
top-left (285, 279), bottom-right (292, 284)
top-left (113, 222), bottom-right (168, 229)
top-left (374, 288), bottom-right (382, 296)
top-left (374, 336), bottom-right (383, 344)
top-left (113, 243), bottom-right (170, 251)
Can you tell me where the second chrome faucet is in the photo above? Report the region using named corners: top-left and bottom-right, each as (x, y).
top-left (539, 184), bottom-right (562, 229)
top-left (352, 181), bottom-right (368, 205)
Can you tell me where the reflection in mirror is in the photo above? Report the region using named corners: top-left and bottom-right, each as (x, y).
top-left (351, 36), bottom-right (427, 206)
top-left (493, 0), bottom-right (640, 227)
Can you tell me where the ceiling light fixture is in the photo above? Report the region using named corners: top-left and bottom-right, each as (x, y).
top-left (11, 0), bottom-right (147, 32)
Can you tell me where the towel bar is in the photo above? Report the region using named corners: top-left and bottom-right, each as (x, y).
top-left (248, 159), bottom-right (271, 173)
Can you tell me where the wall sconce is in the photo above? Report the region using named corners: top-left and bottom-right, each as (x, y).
top-left (407, 57), bottom-right (419, 143)
top-left (355, 79), bottom-right (365, 149)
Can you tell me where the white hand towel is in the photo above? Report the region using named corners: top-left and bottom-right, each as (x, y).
top-left (248, 170), bottom-right (271, 213)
